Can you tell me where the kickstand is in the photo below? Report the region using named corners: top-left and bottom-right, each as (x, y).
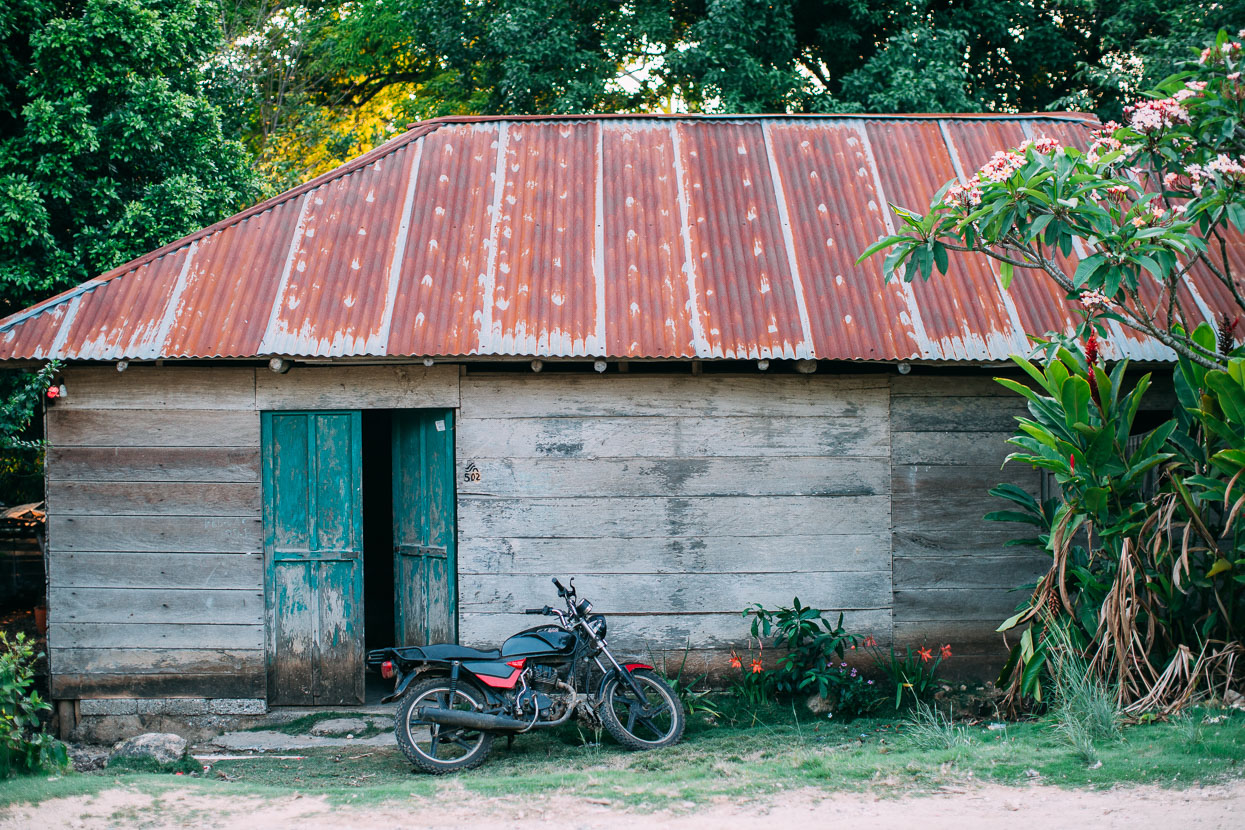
top-left (506, 735), bottom-right (515, 750)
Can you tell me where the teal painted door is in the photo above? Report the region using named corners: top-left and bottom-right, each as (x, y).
top-left (262, 411), bottom-right (364, 705)
top-left (392, 410), bottom-right (456, 645)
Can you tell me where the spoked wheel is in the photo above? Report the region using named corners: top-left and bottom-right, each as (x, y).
top-left (395, 677), bottom-right (494, 774)
top-left (599, 668), bottom-right (685, 750)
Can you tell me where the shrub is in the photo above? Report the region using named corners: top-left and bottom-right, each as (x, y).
top-left (739, 599), bottom-right (882, 718)
top-left (984, 338), bottom-right (1245, 712)
top-left (1, 361), bottom-right (60, 505)
top-left (743, 598), bottom-right (860, 693)
top-left (0, 632), bottom-right (67, 777)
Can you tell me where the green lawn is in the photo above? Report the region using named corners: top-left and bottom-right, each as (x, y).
top-left (4, 703), bottom-right (1245, 812)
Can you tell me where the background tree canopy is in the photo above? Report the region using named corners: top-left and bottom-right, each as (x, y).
top-left (216, 0), bottom-right (1245, 190)
top-left (0, 0), bottom-right (262, 318)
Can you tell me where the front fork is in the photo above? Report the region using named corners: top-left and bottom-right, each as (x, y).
top-left (584, 627), bottom-right (651, 705)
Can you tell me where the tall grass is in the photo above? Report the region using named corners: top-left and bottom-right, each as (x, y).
top-left (1045, 621), bottom-right (1122, 765)
top-left (1172, 711), bottom-right (1207, 751)
top-left (902, 702), bottom-right (971, 750)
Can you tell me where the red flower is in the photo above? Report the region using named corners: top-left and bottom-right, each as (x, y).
top-left (750, 658), bottom-right (764, 674)
top-left (729, 651), bottom-right (742, 670)
top-left (863, 635), bottom-right (878, 648)
top-left (940, 644), bottom-right (953, 659)
top-left (1086, 333), bottom-right (1104, 410)
top-left (917, 647), bottom-right (933, 664)
top-left (46, 385), bottom-right (60, 399)
top-left (1069, 453), bottom-right (1076, 473)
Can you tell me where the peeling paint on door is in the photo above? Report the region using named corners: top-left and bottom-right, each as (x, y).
top-left (393, 410), bottom-right (457, 645)
top-left (262, 411), bottom-right (364, 705)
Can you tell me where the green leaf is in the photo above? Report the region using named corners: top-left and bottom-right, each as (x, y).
top-left (856, 234), bottom-right (908, 265)
top-left (1227, 202), bottom-right (1245, 232)
top-left (984, 509), bottom-right (1044, 525)
top-left (1135, 255), bottom-right (1163, 280)
top-left (999, 260), bottom-right (1014, 288)
top-left (1193, 321), bottom-right (1218, 353)
top-left (1073, 254), bottom-right (1104, 288)
top-left (988, 482), bottom-right (1044, 510)
top-left (997, 611), bottom-right (1028, 632)
top-left (1020, 651), bottom-right (1046, 701)
top-left (1059, 375), bottom-right (1092, 428)
top-left (1206, 371), bottom-right (1245, 425)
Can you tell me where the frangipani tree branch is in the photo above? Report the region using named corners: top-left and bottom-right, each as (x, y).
top-left (859, 40), bottom-right (1245, 373)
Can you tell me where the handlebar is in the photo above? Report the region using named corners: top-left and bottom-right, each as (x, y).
top-left (551, 577), bottom-right (567, 596)
top-left (525, 606), bottom-right (551, 615)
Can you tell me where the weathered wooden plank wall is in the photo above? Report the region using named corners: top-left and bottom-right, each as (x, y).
top-left (46, 366), bottom-right (265, 698)
top-left (45, 364), bottom-right (457, 699)
top-left (889, 374), bottom-right (1045, 662)
top-left (45, 361), bottom-right (1065, 699)
top-left (455, 374), bottom-right (894, 655)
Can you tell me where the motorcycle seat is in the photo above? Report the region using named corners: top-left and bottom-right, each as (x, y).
top-left (408, 644), bottom-right (502, 662)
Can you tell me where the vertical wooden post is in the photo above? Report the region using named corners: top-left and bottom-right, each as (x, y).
top-left (55, 699), bottom-right (78, 741)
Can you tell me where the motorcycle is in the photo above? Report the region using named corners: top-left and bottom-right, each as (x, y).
top-left (366, 577), bottom-right (685, 773)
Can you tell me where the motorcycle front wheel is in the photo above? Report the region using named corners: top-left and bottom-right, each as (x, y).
top-left (395, 677), bottom-right (494, 774)
top-left (599, 668), bottom-right (686, 750)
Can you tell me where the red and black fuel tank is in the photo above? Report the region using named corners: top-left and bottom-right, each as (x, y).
top-left (500, 627), bottom-right (576, 658)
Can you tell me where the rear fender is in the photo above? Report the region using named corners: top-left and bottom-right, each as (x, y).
top-left (380, 670), bottom-right (420, 704)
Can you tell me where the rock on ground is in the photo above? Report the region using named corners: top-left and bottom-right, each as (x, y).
top-left (108, 733), bottom-right (188, 766)
top-left (308, 717), bottom-right (369, 736)
top-left (68, 744), bottom-right (110, 772)
top-left (208, 730), bottom-right (394, 751)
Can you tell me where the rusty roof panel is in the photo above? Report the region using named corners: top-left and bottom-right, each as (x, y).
top-left (262, 145), bottom-right (417, 356)
top-left (602, 122), bottom-right (696, 357)
top-left (1, 293), bottom-right (74, 360)
top-left (60, 247), bottom-right (189, 360)
top-left (677, 121), bottom-right (809, 359)
top-left (163, 198), bottom-right (304, 358)
top-left (766, 121), bottom-right (921, 360)
top-left (941, 119), bottom-right (1084, 345)
top-left (870, 119), bottom-right (1028, 361)
top-left (388, 123), bottom-right (498, 357)
top-left (487, 121), bottom-right (601, 356)
top-left (1, 112), bottom-right (1215, 365)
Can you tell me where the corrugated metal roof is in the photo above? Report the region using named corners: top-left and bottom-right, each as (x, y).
top-left (0, 112), bottom-right (1229, 363)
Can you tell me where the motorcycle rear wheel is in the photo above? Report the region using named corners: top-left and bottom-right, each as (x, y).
top-left (395, 677), bottom-right (494, 774)
top-left (599, 668), bottom-right (685, 750)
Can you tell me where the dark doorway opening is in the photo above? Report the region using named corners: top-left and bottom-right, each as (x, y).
top-left (361, 409), bottom-right (394, 653)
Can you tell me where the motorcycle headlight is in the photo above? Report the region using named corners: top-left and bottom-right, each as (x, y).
top-left (589, 614), bottom-right (607, 638)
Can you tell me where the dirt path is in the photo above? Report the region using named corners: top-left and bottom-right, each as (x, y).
top-left (4, 781), bottom-right (1244, 829)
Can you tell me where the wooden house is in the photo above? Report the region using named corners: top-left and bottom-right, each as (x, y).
top-left (0, 114), bottom-right (1210, 719)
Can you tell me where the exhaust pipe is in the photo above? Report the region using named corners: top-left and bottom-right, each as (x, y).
top-left (415, 707), bottom-right (529, 733)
